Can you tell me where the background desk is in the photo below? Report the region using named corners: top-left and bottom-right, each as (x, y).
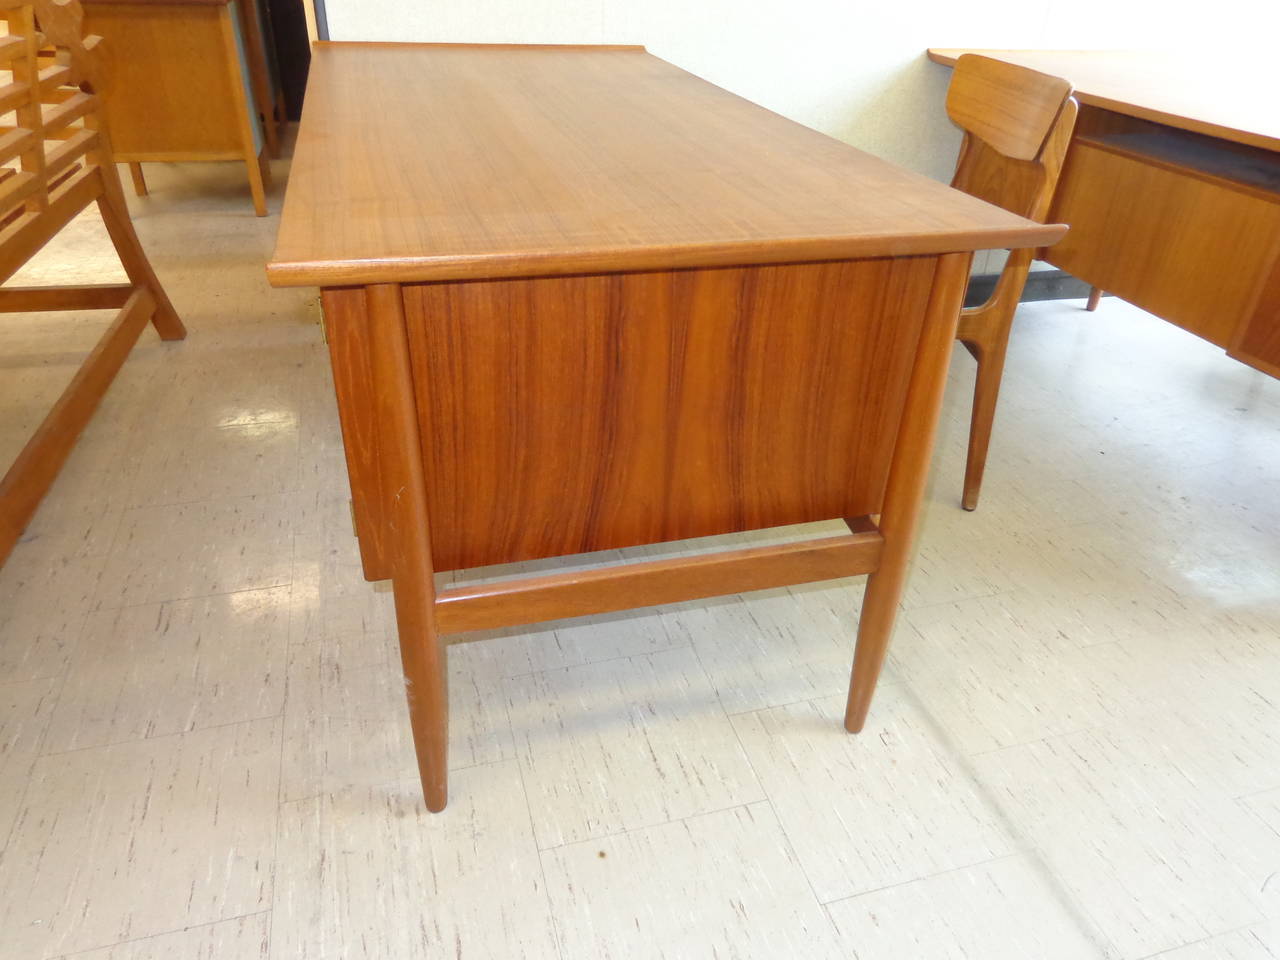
top-left (929, 49), bottom-right (1280, 379)
top-left (84, 0), bottom-right (283, 215)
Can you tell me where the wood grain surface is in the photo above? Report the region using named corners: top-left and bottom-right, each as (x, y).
top-left (1047, 137), bottom-right (1280, 349)
top-left (84, 2), bottom-right (247, 156)
top-left (1231, 246), bottom-right (1280, 376)
top-left (400, 257), bottom-right (938, 571)
top-left (320, 287), bottom-right (391, 581)
top-left (434, 526), bottom-right (884, 633)
top-left (268, 43), bottom-right (1062, 287)
top-left (945, 54), bottom-right (1071, 163)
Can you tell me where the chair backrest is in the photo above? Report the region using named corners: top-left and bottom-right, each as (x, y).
top-left (946, 53), bottom-right (1076, 224)
top-left (0, 0), bottom-right (111, 278)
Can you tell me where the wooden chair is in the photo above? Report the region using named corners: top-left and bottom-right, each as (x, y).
top-left (0, 0), bottom-right (185, 566)
top-left (946, 54), bottom-right (1077, 510)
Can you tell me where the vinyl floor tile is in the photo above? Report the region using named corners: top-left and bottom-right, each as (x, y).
top-left (0, 718), bottom-right (279, 959)
top-left (731, 689), bottom-right (1015, 902)
top-left (272, 762), bottom-right (558, 960)
top-left (543, 802), bottom-right (844, 960)
top-left (825, 855), bottom-right (1109, 959)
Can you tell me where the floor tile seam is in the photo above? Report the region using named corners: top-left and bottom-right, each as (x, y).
top-left (499, 640), bottom-right (695, 683)
top-left (896, 681), bottom-right (1124, 959)
top-left (91, 579), bottom-right (297, 615)
top-left (46, 908), bottom-right (273, 960)
top-left (534, 798), bottom-right (767, 856)
top-left (36, 710), bottom-right (286, 760)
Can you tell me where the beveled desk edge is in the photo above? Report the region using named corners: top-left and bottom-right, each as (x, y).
top-left (266, 228), bottom-right (1067, 288)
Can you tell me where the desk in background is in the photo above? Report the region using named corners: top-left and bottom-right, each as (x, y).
top-left (83, 0), bottom-right (285, 215)
top-left (929, 49), bottom-right (1280, 379)
top-left (268, 42), bottom-right (1061, 810)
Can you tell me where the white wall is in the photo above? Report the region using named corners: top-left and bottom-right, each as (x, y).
top-left (324, 0), bottom-right (1278, 186)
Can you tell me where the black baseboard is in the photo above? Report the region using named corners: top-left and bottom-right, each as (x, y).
top-left (963, 268), bottom-right (1097, 309)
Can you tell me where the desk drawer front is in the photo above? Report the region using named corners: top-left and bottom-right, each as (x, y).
top-left (1048, 138), bottom-right (1280, 349)
top-left (401, 258), bottom-right (937, 571)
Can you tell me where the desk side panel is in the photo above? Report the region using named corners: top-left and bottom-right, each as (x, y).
top-left (404, 258), bottom-right (937, 572)
top-left (1047, 134), bottom-right (1280, 350)
top-left (1229, 250), bottom-right (1280, 378)
top-left (321, 287), bottom-right (393, 581)
top-left (85, 3), bottom-right (247, 157)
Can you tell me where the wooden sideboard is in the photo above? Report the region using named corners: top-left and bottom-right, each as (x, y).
top-left (929, 49), bottom-right (1280, 379)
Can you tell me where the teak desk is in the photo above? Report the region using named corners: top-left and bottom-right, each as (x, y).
top-left (929, 49), bottom-right (1280, 378)
top-left (268, 42), bottom-right (1063, 811)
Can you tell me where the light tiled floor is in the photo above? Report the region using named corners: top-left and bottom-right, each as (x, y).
top-left (0, 155), bottom-right (1278, 960)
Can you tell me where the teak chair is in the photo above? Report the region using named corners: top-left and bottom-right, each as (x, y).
top-left (0, 0), bottom-right (185, 566)
top-left (946, 54), bottom-right (1077, 510)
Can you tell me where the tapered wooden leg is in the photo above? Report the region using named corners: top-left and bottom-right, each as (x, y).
top-left (845, 252), bottom-right (971, 733)
top-left (258, 149), bottom-right (273, 189)
top-left (960, 323), bottom-right (1011, 512)
top-left (127, 162), bottom-right (147, 196)
top-left (1085, 286), bottom-right (1103, 311)
top-left (96, 184), bottom-right (186, 341)
top-left (246, 150), bottom-right (268, 217)
top-left (365, 283), bottom-right (449, 811)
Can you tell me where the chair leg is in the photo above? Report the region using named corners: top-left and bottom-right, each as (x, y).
top-left (962, 330), bottom-right (1003, 512)
top-left (960, 327), bottom-right (1011, 512)
top-left (127, 162), bottom-right (147, 196)
top-left (95, 186), bottom-right (186, 342)
top-left (1085, 286), bottom-right (1103, 312)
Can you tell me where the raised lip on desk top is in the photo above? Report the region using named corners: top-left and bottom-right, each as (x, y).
top-left (927, 49), bottom-right (1280, 154)
top-left (81, 0), bottom-right (234, 6)
top-left (312, 40), bottom-right (648, 51)
top-left (269, 42), bottom-right (1066, 289)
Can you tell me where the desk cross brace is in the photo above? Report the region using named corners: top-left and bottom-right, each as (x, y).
top-left (434, 516), bottom-right (885, 635)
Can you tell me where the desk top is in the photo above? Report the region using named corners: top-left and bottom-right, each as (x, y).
top-left (928, 49), bottom-right (1280, 154)
top-left (268, 42), bottom-right (1062, 288)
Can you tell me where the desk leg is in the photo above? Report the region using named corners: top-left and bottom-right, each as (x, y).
top-left (218, 5), bottom-right (269, 217)
top-left (845, 252), bottom-right (970, 732)
top-left (128, 163), bottom-right (147, 197)
top-left (367, 282), bottom-right (449, 812)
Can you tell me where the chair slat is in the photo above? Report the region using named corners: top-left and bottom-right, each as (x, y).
top-left (0, 166), bottom-right (39, 216)
top-left (37, 62), bottom-right (72, 93)
top-left (41, 88), bottom-right (92, 131)
top-left (0, 79), bottom-right (31, 114)
top-left (42, 123), bottom-right (93, 177)
top-left (0, 33), bottom-right (26, 62)
top-left (0, 124), bottom-right (36, 164)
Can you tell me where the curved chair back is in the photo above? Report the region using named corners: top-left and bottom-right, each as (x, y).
top-left (945, 53), bottom-right (1077, 511)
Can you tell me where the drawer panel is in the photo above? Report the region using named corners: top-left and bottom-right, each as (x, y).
top-left (1047, 137), bottom-right (1280, 349)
